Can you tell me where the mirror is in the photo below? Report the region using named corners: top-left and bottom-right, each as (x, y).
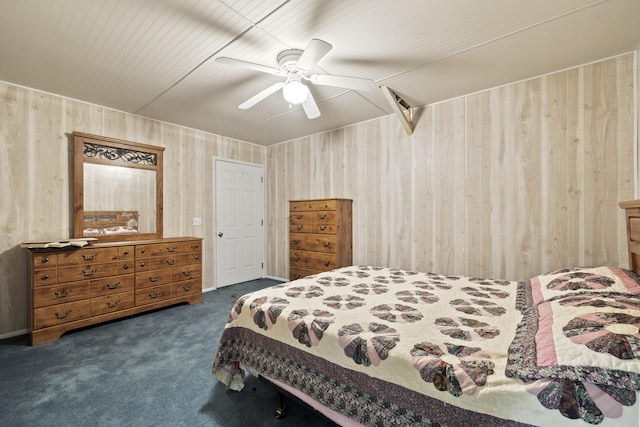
top-left (73, 132), bottom-right (164, 242)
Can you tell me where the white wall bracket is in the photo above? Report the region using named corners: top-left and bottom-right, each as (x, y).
top-left (381, 85), bottom-right (415, 136)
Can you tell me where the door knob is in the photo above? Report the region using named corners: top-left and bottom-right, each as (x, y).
top-left (217, 232), bottom-right (223, 237)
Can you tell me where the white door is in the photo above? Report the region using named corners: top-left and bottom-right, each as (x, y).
top-left (215, 159), bottom-right (265, 288)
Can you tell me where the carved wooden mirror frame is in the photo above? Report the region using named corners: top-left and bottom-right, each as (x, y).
top-left (72, 131), bottom-right (164, 242)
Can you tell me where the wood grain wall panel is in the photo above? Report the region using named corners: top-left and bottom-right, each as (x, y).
top-left (266, 54), bottom-right (636, 282)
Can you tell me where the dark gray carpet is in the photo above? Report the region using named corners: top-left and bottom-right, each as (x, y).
top-left (0, 279), bottom-right (336, 427)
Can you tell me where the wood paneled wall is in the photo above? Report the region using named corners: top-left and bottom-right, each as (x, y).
top-left (266, 53), bottom-right (636, 282)
top-left (0, 83), bottom-right (264, 337)
top-left (0, 52), bottom-right (636, 338)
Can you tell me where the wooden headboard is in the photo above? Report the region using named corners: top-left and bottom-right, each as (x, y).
top-left (619, 200), bottom-right (640, 275)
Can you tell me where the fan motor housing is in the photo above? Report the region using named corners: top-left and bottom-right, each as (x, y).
top-left (277, 49), bottom-right (304, 70)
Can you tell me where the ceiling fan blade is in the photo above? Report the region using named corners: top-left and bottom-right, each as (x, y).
top-left (216, 57), bottom-right (280, 75)
top-left (301, 91), bottom-right (320, 119)
top-left (310, 74), bottom-right (377, 91)
top-left (296, 39), bottom-right (332, 70)
top-left (238, 82), bottom-right (285, 109)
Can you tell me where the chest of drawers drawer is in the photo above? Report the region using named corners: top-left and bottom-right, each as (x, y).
top-left (290, 233), bottom-right (337, 253)
top-left (91, 292), bottom-right (135, 316)
top-left (33, 281), bottom-right (90, 308)
top-left (33, 300), bottom-right (91, 329)
top-left (57, 262), bottom-right (120, 282)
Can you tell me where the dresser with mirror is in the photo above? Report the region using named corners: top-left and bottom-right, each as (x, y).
top-left (25, 132), bottom-right (202, 345)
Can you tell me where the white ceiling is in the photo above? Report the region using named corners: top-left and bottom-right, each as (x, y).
top-left (1, 0), bottom-right (639, 146)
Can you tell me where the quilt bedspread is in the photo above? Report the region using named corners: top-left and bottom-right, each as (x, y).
top-left (212, 266), bottom-right (640, 426)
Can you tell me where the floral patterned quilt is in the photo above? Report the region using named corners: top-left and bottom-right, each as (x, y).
top-left (212, 266), bottom-right (640, 426)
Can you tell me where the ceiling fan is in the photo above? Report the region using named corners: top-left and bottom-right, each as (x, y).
top-left (216, 39), bottom-right (377, 119)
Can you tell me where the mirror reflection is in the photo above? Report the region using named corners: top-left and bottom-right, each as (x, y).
top-left (82, 163), bottom-right (156, 237)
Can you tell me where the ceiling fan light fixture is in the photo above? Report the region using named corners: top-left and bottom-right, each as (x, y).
top-left (282, 80), bottom-right (309, 104)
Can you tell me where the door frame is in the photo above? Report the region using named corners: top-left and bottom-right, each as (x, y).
top-left (213, 157), bottom-right (266, 288)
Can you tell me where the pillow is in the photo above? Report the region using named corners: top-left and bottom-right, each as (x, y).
top-left (516, 267), bottom-right (640, 311)
top-left (506, 291), bottom-right (640, 390)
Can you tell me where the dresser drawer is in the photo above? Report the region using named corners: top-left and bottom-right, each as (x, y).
top-left (33, 300), bottom-right (90, 329)
top-left (290, 222), bottom-right (313, 233)
top-left (57, 247), bottom-right (119, 266)
top-left (91, 274), bottom-right (135, 297)
top-left (136, 241), bottom-right (195, 257)
top-left (172, 279), bottom-right (202, 297)
top-left (136, 269), bottom-right (173, 289)
top-left (118, 246), bottom-right (135, 260)
top-left (135, 284), bottom-right (172, 305)
top-left (91, 292), bottom-right (135, 316)
top-left (171, 264), bottom-right (202, 282)
top-left (33, 268), bottom-right (58, 287)
top-left (33, 253), bottom-right (58, 268)
top-left (33, 281), bottom-right (90, 308)
top-left (290, 233), bottom-right (337, 253)
top-left (290, 267), bottom-right (319, 281)
top-left (290, 212), bottom-right (313, 223)
top-left (290, 251), bottom-right (338, 271)
top-left (57, 262), bottom-right (120, 282)
top-left (137, 254), bottom-right (194, 271)
top-left (290, 199), bottom-right (337, 211)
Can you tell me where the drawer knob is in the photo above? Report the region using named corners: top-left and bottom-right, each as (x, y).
top-left (140, 262), bottom-right (146, 267)
top-left (292, 239), bottom-right (301, 245)
top-left (323, 242), bottom-right (331, 247)
top-left (141, 249), bottom-right (146, 254)
top-left (106, 281), bottom-right (120, 290)
top-left (41, 257), bottom-right (49, 263)
top-left (166, 246), bottom-right (178, 252)
top-left (123, 264), bottom-right (130, 270)
top-left (82, 252), bottom-right (98, 261)
top-left (54, 289), bottom-right (72, 298)
top-left (166, 258), bottom-right (177, 265)
top-left (323, 261), bottom-right (331, 267)
top-left (106, 298), bottom-right (121, 308)
top-left (82, 268), bottom-right (97, 277)
top-left (41, 274), bottom-right (50, 280)
top-left (55, 310), bottom-right (72, 319)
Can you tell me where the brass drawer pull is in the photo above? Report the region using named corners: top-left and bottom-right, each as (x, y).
top-left (319, 225), bottom-right (327, 231)
top-left (323, 261), bottom-right (331, 267)
top-left (149, 275), bottom-right (161, 282)
top-left (166, 246), bottom-right (178, 252)
top-left (106, 299), bottom-right (121, 308)
top-left (183, 270), bottom-right (193, 277)
top-left (182, 284), bottom-right (193, 291)
top-left (41, 274), bottom-right (50, 280)
top-left (106, 281), bottom-right (120, 290)
top-left (322, 242), bottom-right (331, 247)
top-left (54, 289), bottom-right (72, 298)
top-left (319, 214), bottom-right (327, 219)
top-left (292, 239), bottom-right (301, 245)
top-left (166, 258), bottom-right (177, 265)
top-left (55, 310), bottom-right (72, 319)
top-left (82, 268), bottom-right (97, 277)
top-left (148, 291), bottom-right (161, 299)
top-left (82, 252), bottom-right (98, 261)
top-left (296, 225), bottom-right (303, 230)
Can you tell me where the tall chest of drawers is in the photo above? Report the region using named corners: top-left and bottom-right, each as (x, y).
top-left (289, 198), bottom-right (352, 280)
top-left (27, 237), bottom-right (202, 345)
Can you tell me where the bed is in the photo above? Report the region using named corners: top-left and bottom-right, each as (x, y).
top-left (212, 202), bottom-right (640, 426)
top-left (82, 210), bottom-right (139, 237)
